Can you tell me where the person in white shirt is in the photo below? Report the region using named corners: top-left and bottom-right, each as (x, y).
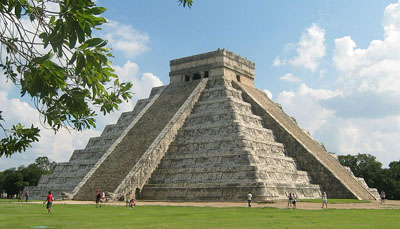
top-left (247, 192), bottom-right (253, 207)
top-left (321, 192), bottom-right (328, 208)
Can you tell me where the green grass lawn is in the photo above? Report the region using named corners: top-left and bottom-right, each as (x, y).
top-left (0, 201), bottom-right (398, 229)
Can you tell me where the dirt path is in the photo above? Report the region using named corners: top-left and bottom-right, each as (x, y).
top-left (22, 200), bottom-right (400, 210)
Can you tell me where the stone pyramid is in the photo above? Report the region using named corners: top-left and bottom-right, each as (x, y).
top-left (28, 49), bottom-right (379, 201)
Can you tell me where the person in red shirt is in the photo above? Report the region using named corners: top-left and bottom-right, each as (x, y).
top-left (43, 191), bottom-right (53, 214)
top-left (96, 190), bottom-right (102, 208)
top-left (129, 199), bottom-right (135, 209)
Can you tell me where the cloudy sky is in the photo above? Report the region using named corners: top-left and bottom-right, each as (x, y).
top-left (1, 0), bottom-right (399, 170)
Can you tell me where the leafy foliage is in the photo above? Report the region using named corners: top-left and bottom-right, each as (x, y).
top-left (0, 0), bottom-right (194, 158)
top-left (35, 156), bottom-right (56, 171)
top-left (178, 0), bottom-right (193, 8)
top-left (0, 0), bottom-right (134, 157)
top-left (0, 156), bottom-right (56, 196)
top-left (0, 112), bottom-right (40, 157)
top-left (338, 153), bottom-right (400, 200)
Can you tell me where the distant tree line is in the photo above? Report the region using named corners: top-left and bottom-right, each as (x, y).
top-left (338, 153), bottom-right (400, 200)
top-left (0, 156), bottom-right (56, 198)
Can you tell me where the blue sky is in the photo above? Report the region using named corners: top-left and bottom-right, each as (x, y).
top-left (1, 0), bottom-right (399, 170)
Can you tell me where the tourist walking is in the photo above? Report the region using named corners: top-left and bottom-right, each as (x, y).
top-left (43, 191), bottom-right (53, 214)
top-left (291, 193), bottom-right (297, 209)
top-left (321, 192), bottom-right (328, 208)
top-left (247, 192), bottom-right (253, 207)
top-left (286, 192), bottom-right (292, 208)
top-left (96, 190), bottom-right (102, 208)
top-left (380, 190), bottom-right (385, 204)
top-left (125, 194), bottom-right (130, 207)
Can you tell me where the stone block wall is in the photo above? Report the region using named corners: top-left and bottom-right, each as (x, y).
top-left (235, 82), bottom-right (377, 199)
top-left (73, 80), bottom-right (202, 200)
top-left (141, 78), bottom-right (321, 201)
top-left (27, 88), bottom-right (159, 200)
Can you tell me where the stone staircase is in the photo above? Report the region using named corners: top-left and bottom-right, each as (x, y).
top-left (73, 80), bottom-right (205, 200)
top-left (141, 78), bottom-right (321, 201)
top-left (26, 87), bottom-right (163, 200)
top-left (235, 82), bottom-right (378, 200)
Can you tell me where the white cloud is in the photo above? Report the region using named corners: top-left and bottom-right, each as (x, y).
top-left (276, 82), bottom-right (400, 166)
top-left (277, 84), bottom-right (340, 135)
top-left (279, 73), bottom-right (302, 83)
top-left (273, 57), bottom-right (282, 67)
top-left (0, 60), bottom-right (164, 170)
top-left (99, 61), bottom-right (164, 126)
top-left (274, 1), bottom-right (400, 167)
top-left (102, 20), bottom-right (150, 58)
top-left (0, 88), bottom-right (101, 169)
top-left (114, 61), bottom-right (163, 100)
top-left (333, 2), bottom-right (400, 95)
top-left (274, 24), bottom-right (326, 72)
top-left (0, 7), bottom-right (162, 170)
top-left (290, 24), bottom-right (326, 71)
top-left (0, 75), bottom-right (13, 94)
top-left (262, 89), bottom-right (273, 99)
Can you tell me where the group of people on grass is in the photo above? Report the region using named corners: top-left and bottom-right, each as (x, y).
top-left (286, 191), bottom-right (328, 209)
top-left (39, 188), bottom-right (389, 213)
top-left (286, 192), bottom-right (297, 209)
top-left (17, 191), bottom-right (29, 202)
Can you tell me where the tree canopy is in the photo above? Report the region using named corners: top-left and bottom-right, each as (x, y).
top-left (0, 156), bottom-right (56, 197)
top-left (0, 0), bottom-right (193, 158)
top-left (338, 153), bottom-right (400, 200)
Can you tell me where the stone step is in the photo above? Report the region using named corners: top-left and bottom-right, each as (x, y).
top-left (141, 78), bottom-right (321, 201)
top-left (141, 183), bottom-right (321, 201)
top-left (199, 86), bottom-right (243, 101)
top-left (29, 85), bottom-right (153, 201)
top-left (161, 150), bottom-right (293, 162)
top-left (73, 81), bottom-right (205, 200)
top-left (236, 82), bottom-right (377, 200)
top-left (169, 136), bottom-right (284, 150)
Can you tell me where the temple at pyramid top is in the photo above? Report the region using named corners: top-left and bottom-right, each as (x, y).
top-left (169, 49), bottom-right (255, 86)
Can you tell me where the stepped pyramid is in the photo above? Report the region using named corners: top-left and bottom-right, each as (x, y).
top-left (28, 49), bottom-right (379, 201)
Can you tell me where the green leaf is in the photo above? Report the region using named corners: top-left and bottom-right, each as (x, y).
top-left (68, 52), bottom-right (78, 65)
top-left (84, 38), bottom-right (103, 47)
top-left (87, 7), bottom-right (106, 15)
top-left (68, 31), bottom-right (77, 49)
top-left (49, 15), bottom-right (56, 24)
top-left (15, 2), bottom-right (22, 18)
top-left (74, 20), bottom-right (85, 43)
top-left (76, 52), bottom-right (85, 74)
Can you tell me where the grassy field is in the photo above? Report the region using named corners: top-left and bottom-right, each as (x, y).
top-left (0, 201), bottom-right (398, 228)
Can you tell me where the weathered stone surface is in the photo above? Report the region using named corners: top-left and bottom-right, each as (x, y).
top-left (141, 78), bottom-right (321, 201)
top-left (73, 80), bottom-right (204, 200)
top-left (28, 49), bottom-right (378, 201)
top-left (27, 87), bottom-right (162, 200)
top-left (234, 81), bottom-right (378, 200)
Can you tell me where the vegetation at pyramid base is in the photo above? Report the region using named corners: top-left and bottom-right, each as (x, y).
top-left (338, 153), bottom-right (400, 200)
top-left (0, 0), bottom-right (193, 158)
top-left (0, 156), bottom-right (56, 197)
